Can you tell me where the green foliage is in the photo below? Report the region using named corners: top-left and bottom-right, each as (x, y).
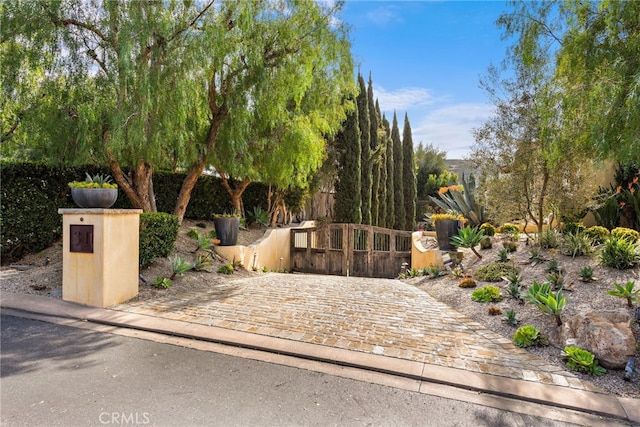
top-left (546, 259), bottom-right (560, 274)
top-left (217, 263), bottom-right (234, 275)
top-left (247, 206), bottom-right (269, 228)
top-left (513, 325), bottom-right (546, 348)
top-left (68, 172), bottom-right (117, 189)
top-left (139, 213), bottom-right (179, 267)
top-left (479, 223), bottom-right (496, 236)
top-left (471, 286), bottom-right (503, 303)
top-left (475, 262), bottom-right (520, 282)
top-left (611, 227), bottom-right (640, 243)
top-left (450, 226), bottom-right (485, 259)
top-left (499, 223), bottom-right (520, 241)
top-left (502, 241), bottom-right (517, 253)
top-left (429, 174), bottom-right (488, 227)
top-left (169, 256), bottom-right (193, 280)
top-left (422, 266), bottom-right (442, 279)
top-left (333, 97), bottom-right (362, 224)
top-left (193, 253), bottom-right (213, 272)
top-left (152, 277), bottom-right (173, 289)
top-left (562, 347), bottom-right (607, 376)
top-left (579, 266), bottom-right (595, 282)
top-left (497, 248), bottom-right (510, 263)
top-left (502, 309), bottom-right (519, 326)
top-left (357, 73), bottom-right (372, 226)
top-left (599, 236), bottom-right (640, 270)
top-left (560, 232), bottom-right (594, 257)
top-left (190, 230), bottom-right (213, 252)
top-left (402, 113), bottom-right (417, 230)
top-left (562, 222), bottom-right (585, 236)
top-left (480, 236), bottom-right (492, 249)
top-left (584, 226), bottom-right (610, 245)
top-left (415, 142), bottom-right (449, 200)
top-left (546, 272), bottom-right (565, 291)
top-left (391, 112), bottom-right (405, 230)
top-left (537, 229), bottom-right (560, 249)
top-left (527, 247), bottom-right (546, 265)
top-left (607, 281), bottom-right (640, 308)
top-left (524, 281), bottom-right (566, 326)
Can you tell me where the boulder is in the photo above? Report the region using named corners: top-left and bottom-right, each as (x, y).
top-left (562, 310), bottom-right (636, 370)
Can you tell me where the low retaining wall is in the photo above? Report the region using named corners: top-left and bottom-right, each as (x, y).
top-left (215, 221), bottom-right (315, 271)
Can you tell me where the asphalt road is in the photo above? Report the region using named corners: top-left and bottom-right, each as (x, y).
top-left (0, 314), bottom-right (596, 427)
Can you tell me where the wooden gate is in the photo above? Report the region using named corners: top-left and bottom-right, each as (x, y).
top-left (290, 224), bottom-right (412, 278)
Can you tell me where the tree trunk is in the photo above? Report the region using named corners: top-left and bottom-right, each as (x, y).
top-left (217, 167), bottom-right (251, 215)
top-left (108, 155), bottom-right (155, 212)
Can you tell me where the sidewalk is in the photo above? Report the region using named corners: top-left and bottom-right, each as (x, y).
top-left (2, 273), bottom-right (638, 424)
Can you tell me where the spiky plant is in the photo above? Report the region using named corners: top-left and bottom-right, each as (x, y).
top-left (429, 173), bottom-right (488, 227)
top-left (169, 256), bottom-right (193, 280)
top-left (450, 226), bottom-right (485, 259)
top-left (607, 281), bottom-right (640, 308)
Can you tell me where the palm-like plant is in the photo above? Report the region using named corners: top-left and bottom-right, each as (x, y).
top-left (450, 226), bottom-right (485, 259)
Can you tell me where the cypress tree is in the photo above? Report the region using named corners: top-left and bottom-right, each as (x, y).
top-left (392, 112), bottom-right (405, 230)
top-left (357, 73), bottom-right (372, 225)
top-left (333, 96), bottom-right (362, 224)
top-left (376, 100), bottom-right (387, 228)
top-left (402, 113), bottom-right (417, 230)
top-left (383, 114), bottom-right (394, 228)
top-left (367, 74), bottom-right (380, 226)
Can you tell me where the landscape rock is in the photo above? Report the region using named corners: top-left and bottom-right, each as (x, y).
top-left (562, 310), bottom-right (636, 370)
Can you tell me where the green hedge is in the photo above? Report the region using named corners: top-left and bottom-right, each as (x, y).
top-left (139, 212), bottom-right (179, 267)
top-left (0, 162), bottom-right (269, 263)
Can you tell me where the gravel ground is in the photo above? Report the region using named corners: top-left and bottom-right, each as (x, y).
top-left (2, 226), bottom-right (639, 398)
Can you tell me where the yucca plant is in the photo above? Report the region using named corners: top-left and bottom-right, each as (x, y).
top-left (607, 281), bottom-right (640, 308)
top-left (579, 266), bottom-right (596, 282)
top-left (429, 173), bottom-right (488, 227)
top-left (169, 256), bottom-right (193, 280)
top-left (450, 226), bottom-right (485, 259)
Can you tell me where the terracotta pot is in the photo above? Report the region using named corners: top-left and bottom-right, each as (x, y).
top-left (71, 188), bottom-right (118, 208)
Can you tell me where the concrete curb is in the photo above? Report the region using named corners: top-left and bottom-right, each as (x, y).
top-left (2, 293), bottom-right (638, 424)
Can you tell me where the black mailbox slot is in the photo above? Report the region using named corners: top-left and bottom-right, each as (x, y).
top-left (70, 225), bottom-right (94, 253)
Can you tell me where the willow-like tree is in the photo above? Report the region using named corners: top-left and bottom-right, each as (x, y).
top-left (402, 113), bottom-right (417, 230)
top-left (391, 112), bottom-right (405, 230)
top-left (333, 95), bottom-right (362, 224)
top-left (2, 0), bottom-right (354, 223)
top-left (357, 73), bottom-right (372, 225)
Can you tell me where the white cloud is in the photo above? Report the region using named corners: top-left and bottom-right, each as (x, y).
top-left (374, 85), bottom-right (438, 112)
top-left (412, 103), bottom-right (495, 159)
top-left (366, 5), bottom-right (403, 27)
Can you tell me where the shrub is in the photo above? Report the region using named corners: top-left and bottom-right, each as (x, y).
top-left (497, 248), bottom-right (510, 262)
top-left (611, 227), bottom-right (640, 243)
top-left (480, 236), bottom-right (492, 249)
top-left (502, 241), bottom-right (517, 252)
top-left (152, 277), bottom-right (173, 289)
top-left (471, 285), bottom-right (503, 303)
top-left (499, 223), bottom-right (520, 241)
top-left (527, 247), bottom-right (546, 265)
top-left (599, 236), bottom-right (640, 269)
top-left (488, 305), bottom-right (502, 315)
top-left (561, 232), bottom-right (594, 258)
top-left (139, 213), bottom-right (179, 267)
top-left (584, 226), bottom-right (610, 245)
top-left (475, 263), bottom-right (520, 282)
top-left (562, 346), bottom-right (607, 376)
top-left (513, 325), bottom-right (547, 348)
top-left (537, 229), bottom-right (560, 249)
top-left (562, 222), bottom-right (585, 235)
top-left (546, 259), bottom-right (560, 274)
top-left (479, 222), bottom-right (496, 236)
top-left (458, 277), bottom-right (477, 288)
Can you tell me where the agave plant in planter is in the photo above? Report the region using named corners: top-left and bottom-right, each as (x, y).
top-left (68, 173), bottom-right (118, 208)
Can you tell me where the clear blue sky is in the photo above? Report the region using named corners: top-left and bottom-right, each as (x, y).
top-left (341, 1), bottom-right (512, 159)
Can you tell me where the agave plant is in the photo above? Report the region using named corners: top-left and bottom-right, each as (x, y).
top-left (450, 226), bottom-right (485, 259)
top-left (607, 281), bottom-right (640, 308)
top-left (429, 173), bottom-right (488, 227)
